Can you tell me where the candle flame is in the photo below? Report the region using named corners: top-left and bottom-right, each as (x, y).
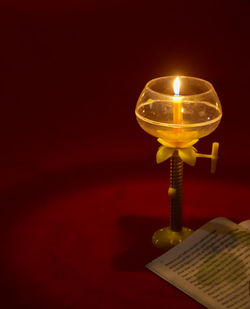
top-left (173, 77), bottom-right (180, 96)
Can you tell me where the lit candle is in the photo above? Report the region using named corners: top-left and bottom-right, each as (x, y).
top-left (173, 77), bottom-right (183, 125)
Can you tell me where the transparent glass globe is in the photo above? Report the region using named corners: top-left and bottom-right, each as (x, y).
top-left (135, 76), bottom-right (222, 147)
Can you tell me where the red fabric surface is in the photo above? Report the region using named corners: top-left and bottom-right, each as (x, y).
top-left (1, 163), bottom-right (250, 308)
top-left (1, 1), bottom-right (250, 308)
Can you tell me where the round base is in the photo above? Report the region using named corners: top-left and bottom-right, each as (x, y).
top-left (152, 227), bottom-right (193, 250)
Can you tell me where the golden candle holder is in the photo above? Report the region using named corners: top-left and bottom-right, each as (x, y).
top-left (135, 76), bottom-right (222, 250)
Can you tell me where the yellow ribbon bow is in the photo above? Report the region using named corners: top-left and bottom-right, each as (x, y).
top-left (156, 138), bottom-right (199, 166)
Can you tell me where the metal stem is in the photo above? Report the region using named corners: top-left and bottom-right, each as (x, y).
top-left (170, 151), bottom-right (183, 231)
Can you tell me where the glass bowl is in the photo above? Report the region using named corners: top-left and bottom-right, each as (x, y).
top-left (135, 76), bottom-right (222, 147)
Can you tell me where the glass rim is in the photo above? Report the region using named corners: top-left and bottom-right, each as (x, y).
top-left (145, 75), bottom-right (215, 98)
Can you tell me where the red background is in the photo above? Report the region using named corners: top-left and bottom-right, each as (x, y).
top-left (0, 1), bottom-right (250, 308)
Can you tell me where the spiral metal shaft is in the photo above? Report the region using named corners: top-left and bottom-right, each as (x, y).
top-left (170, 151), bottom-right (183, 232)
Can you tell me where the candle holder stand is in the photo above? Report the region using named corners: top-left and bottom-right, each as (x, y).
top-left (152, 141), bottom-right (219, 250)
top-left (135, 76), bottom-right (222, 251)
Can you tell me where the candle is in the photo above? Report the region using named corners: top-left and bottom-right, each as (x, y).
top-left (173, 77), bottom-right (183, 125)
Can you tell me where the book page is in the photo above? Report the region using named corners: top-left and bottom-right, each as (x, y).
top-left (239, 220), bottom-right (250, 232)
top-left (146, 217), bottom-right (250, 309)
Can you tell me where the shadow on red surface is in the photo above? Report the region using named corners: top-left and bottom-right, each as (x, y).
top-left (112, 215), bottom-right (214, 271)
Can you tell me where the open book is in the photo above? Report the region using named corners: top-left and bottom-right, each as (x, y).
top-left (146, 217), bottom-right (250, 309)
